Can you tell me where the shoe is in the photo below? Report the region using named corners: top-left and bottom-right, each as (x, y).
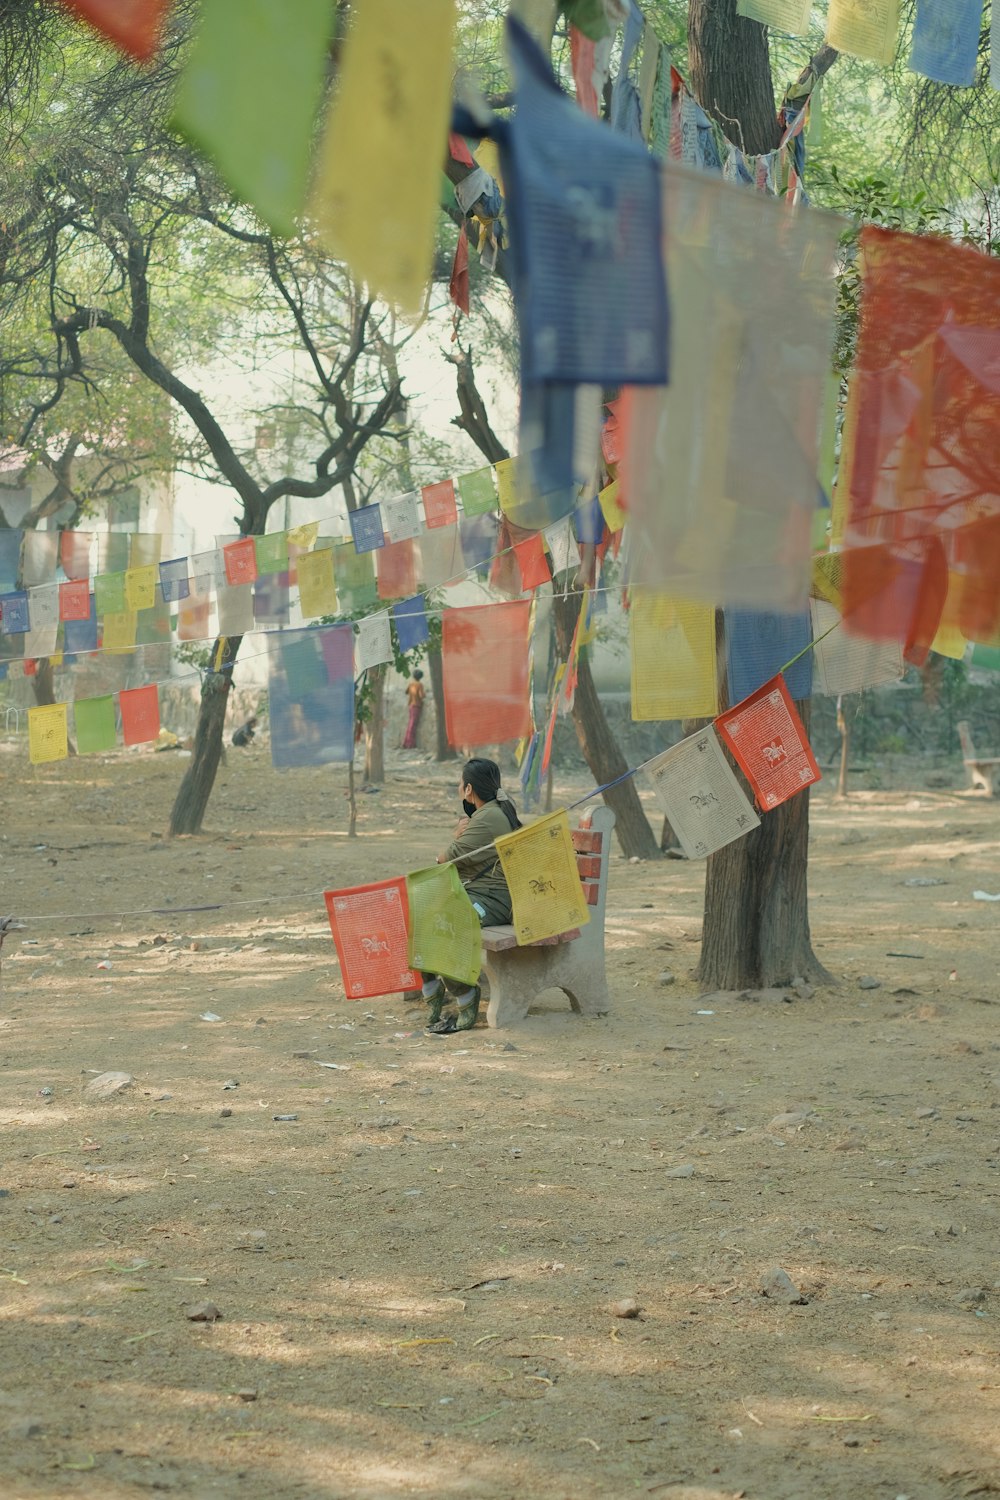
top-left (426, 1014), bottom-right (458, 1035)
top-left (423, 977), bottom-right (446, 1027)
top-left (454, 986), bottom-right (481, 1031)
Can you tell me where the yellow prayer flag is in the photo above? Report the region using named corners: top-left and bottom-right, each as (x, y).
top-left (474, 139), bottom-right (504, 196)
top-left (826, 0), bottom-right (899, 64)
top-left (103, 610), bottom-right (138, 652)
top-left (494, 457), bottom-right (523, 517)
top-left (311, 0), bottom-right (458, 312)
top-left (737, 0), bottom-right (810, 34)
top-left (495, 810), bottom-right (590, 945)
top-left (811, 551), bottom-right (843, 612)
top-left (630, 593), bottom-right (718, 721)
top-left (287, 521), bottom-right (319, 550)
top-left (28, 702), bottom-right (68, 765)
top-left (598, 477), bottom-right (626, 533)
top-left (298, 547), bottom-right (338, 619)
top-left (124, 565), bottom-right (157, 611)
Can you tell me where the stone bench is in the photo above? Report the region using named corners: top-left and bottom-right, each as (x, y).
top-left (480, 805), bottom-right (616, 1028)
top-left (958, 720), bottom-right (1000, 796)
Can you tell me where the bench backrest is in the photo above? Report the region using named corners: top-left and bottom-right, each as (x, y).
top-left (572, 806), bottom-right (611, 907)
top-left (958, 720), bottom-right (977, 761)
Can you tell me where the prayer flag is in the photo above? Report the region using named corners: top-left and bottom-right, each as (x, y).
top-left (119, 683), bottom-right (160, 746)
top-left (495, 810), bottom-right (590, 945)
top-left (28, 702), bottom-right (68, 764)
top-left (129, 533), bottom-right (162, 568)
top-left (21, 531), bottom-right (58, 588)
top-left (645, 726), bottom-right (760, 859)
top-left (0, 591), bottom-right (29, 634)
top-left (159, 557), bottom-right (190, 603)
top-left (459, 513), bottom-right (498, 576)
top-left (98, 532), bottom-right (129, 574)
top-left (74, 694), bottom-right (117, 754)
top-left (124, 564), bottom-right (157, 611)
top-left (715, 674), bottom-right (820, 811)
top-left (417, 526), bottom-right (464, 589)
top-left (422, 479), bottom-right (458, 530)
top-left (253, 573), bottom-right (290, 626)
top-left (94, 570), bottom-right (126, 616)
top-left (173, 0), bottom-right (334, 235)
top-left (458, 467), bottom-right (497, 518)
top-left (622, 166), bottom-right (840, 610)
top-left (311, 0), bottom-right (458, 311)
top-left (737, 0), bottom-right (810, 32)
top-left (57, 0), bottom-right (168, 60)
top-left (177, 588), bottom-right (211, 642)
top-left (269, 625), bottom-right (354, 767)
top-left (392, 595), bottom-right (429, 653)
top-left (25, 583), bottom-right (59, 657)
top-left (64, 593), bottom-right (98, 654)
top-left (382, 493), bottom-right (423, 543)
top-left (255, 531), bottom-right (288, 575)
top-left (223, 537), bottom-right (258, 586)
top-left (442, 602), bottom-right (533, 747)
top-left (349, 504), bottom-right (385, 555)
top-left (59, 531), bottom-right (93, 581)
top-left (377, 539), bottom-right (418, 601)
top-left (59, 578), bottom-right (91, 622)
top-left (333, 541), bottom-right (377, 611)
top-left (324, 878), bottom-right (420, 999)
top-left (494, 458), bottom-right (522, 519)
top-left (810, 598), bottom-right (903, 695)
top-left (297, 547), bottom-right (337, 618)
top-left (513, 533), bottom-right (550, 591)
top-left (909, 0), bottom-right (982, 86)
top-left (406, 864), bottom-right (482, 987)
top-left (630, 593), bottom-right (718, 720)
top-left (0, 530), bottom-right (22, 592)
top-left (216, 581), bottom-right (254, 634)
top-left (598, 478), bottom-right (625, 533)
top-left (355, 611), bottom-right (393, 672)
top-left (189, 548), bottom-right (222, 591)
top-left (993, 0), bottom-right (1000, 89)
top-left (725, 609), bottom-right (813, 705)
top-left (826, 0), bottom-right (899, 62)
top-left (102, 610), bottom-right (138, 652)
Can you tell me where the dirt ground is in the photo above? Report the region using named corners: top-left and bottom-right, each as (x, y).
top-left (1, 737), bottom-right (999, 1500)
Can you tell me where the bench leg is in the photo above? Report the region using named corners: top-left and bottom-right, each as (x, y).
top-left (483, 944), bottom-right (611, 1028)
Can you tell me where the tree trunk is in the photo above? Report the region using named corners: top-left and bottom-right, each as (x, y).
top-left (364, 663), bottom-right (386, 785)
top-left (836, 696), bottom-right (850, 799)
top-left (552, 590), bottom-right (659, 860)
top-left (31, 657), bottom-right (56, 707)
top-left (168, 635), bottom-right (242, 835)
top-left (688, 0), bottom-right (781, 155)
top-left (427, 646), bottom-right (455, 762)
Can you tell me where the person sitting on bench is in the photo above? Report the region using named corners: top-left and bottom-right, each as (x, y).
top-left (423, 757), bottom-right (521, 1036)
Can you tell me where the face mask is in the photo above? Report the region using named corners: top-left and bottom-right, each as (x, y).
top-left (462, 799), bottom-right (476, 818)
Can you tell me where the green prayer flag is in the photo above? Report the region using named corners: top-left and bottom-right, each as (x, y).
top-left (560, 0), bottom-right (613, 40)
top-left (333, 541), bottom-right (377, 612)
top-left (135, 592), bottom-right (172, 646)
top-left (74, 695), bottom-right (117, 755)
top-left (283, 635), bottom-right (328, 697)
top-left (970, 642), bottom-right (1000, 673)
top-left (94, 571), bottom-right (126, 616)
top-left (255, 531), bottom-right (288, 575)
top-left (406, 864), bottom-right (482, 988)
top-left (457, 467), bottom-right (497, 517)
top-left (172, 0), bottom-right (335, 237)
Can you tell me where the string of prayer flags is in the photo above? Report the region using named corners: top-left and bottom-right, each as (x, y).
top-left (377, 539), bottom-right (418, 601)
top-left (417, 526), bottom-right (464, 590)
top-left (349, 504), bottom-right (385, 555)
top-left (458, 467), bottom-right (497, 518)
top-left (405, 864), bottom-right (482, 988)
top-left (101, 609), bottom-right (138, 653)
top-left (737, 0), bottom-right (811, 33)
top-left (63, 594), bottom-right (98, 655)
top-left (622, 166), bottom-right (840, 610)
top-left (177, 589), bottom-right (211, 643)
top-left (28, 702), bottom-right (68, 765)
top-left (159, 558), bottom-right (190, 603)
top-left (21, 531), bottom-right (58, 589)
top-left (630, 593), bottom-right (718, 721)
top-left (324, 878), bottom-right (420, 999)
top-left (173, 0), bottom-right (334, 236)
top-left (332, 542), bottom-right (377, 611)
top-left (255, 531), bottom-right (288, 575)
top-left (715, 674), bottom-right (821, 812)
top-left (513, 532), bottom-right (551, 592)
top-left (216, 580), bottom-right (254, 635)
top-left (382, 493), bottom-right (423, 543)
top-left (442, 601), bottom-right (532, 747)
top-left (392, 595), bottom-right (429, 654)
top-left (812, 601), bottom-right (905, 698)
top-left (826, 0), bottom-right (899, 63)
top-left (909, 0), bottom-right (982, 86)
top-left (120, 683), bottom-right (160, 746)
top-left (354, 611), bottom-right (393, 673)
top-left (269, 625), bottom-right (354, 768)
top-left (0, 530), bottom-right (20, 593)
top-left (129, 533), bottom-right (162, 569)
top-left (312, 0), bottom-right (458, 312)
top-left (0, 591), bottom-right (29, 634)
top-left (422, 479), bottom-right (458, 530)
top-left (74, 694), bottom-right (117, 754)
top-left (644, 725), bottom-right (760, 860)
top-left (297, 547), bottom-right (337, 619)
top-left (124, 564), bottom-right (157, 612)
top-left (59, 531), bottom-right (93, 581)
top-left (58, 0), bottom-right (169, 60)
top-left (495, 809), bottom-right (590, 945)
top-left (223, 537), bottom-right (258, 586)
top-left (725, 609), bottom-right (813, 706)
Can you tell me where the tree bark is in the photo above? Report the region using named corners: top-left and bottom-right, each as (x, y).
top-left (426, 646), bottom-right (455, 762)
top-left (168, 635), bottom-right (242, 835)
top-left (363, 663), bottom-right (386, 785)
top-left (688, 0), bottom-right (780, 155)
top-left (836, 696), bottom-right (850, 799)
top-left (552, 590), bottom-right (659, 860)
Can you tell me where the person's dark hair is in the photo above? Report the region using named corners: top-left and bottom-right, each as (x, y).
top-left (413, 669), bottom-right (423, 680)
top-left (463, 757), bottom-right (522, 830)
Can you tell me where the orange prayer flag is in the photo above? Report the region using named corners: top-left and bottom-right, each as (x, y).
top-left (223, 537), bottom-right (258, 587)
top-left (422, 479), bottom-right (458, 530)
top-left (715, 675), bottom-right (820, 813)
top-left (119, 684), bottom-right (160, 746)
top-left (442, 602), bottom-right (532, 747)
top-left (57, 0), bottom-right (168, 60)
top-left (324, 878), bottom-right (420, 1000)
top-left (377, 539), bottom-right (418, 601)
top-left (513, 533), bottom-right (551, 592)
top-left (59, 578), bottom-right (91, 622)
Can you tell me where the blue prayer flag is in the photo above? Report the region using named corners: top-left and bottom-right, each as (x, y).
top-left (726, 609), bottom-right (813, 706)
top-left (573, 496), bottom-right (605, 545)
top-left (349, 503), bottom-right (386, 555)
top-left (159, 557), bottom-right (191, 603)
top-left (253, 572), bottom-right (291, 626)
top-left (910, 0), bottom-right (983, 86)
top-left (268, 625), bottom-right (354, 768)
top-left (63, 593), bottom-right (98, 655)
top-left (0, 590), bottom-right (29, 634)
top-left (0, 530), bottom-right (21, 593)
top-left (392, 595), bottom-right (429, 653)
top-left (459, 512), bottom-right (498, 576)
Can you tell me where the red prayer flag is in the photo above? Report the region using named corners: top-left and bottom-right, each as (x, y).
top-left (442, 601), bottom-right (532, 747)
top-left (513, 532), bottom-right (550, 591)
top-left (377, 538), bottom-right (418, 601)
top-left (715, 674), bottom-right (820, 812)
top-left (449, 223), bottom-right (470, 316)
top-left (59, 578), bottom-right (91, 621)
top-left (223, 537), bottom-right (258, 586)
top-left (119, 683), bottom-right (160, 746)
top-left (422, 479), bottom-right (458, 530)
top-left (56, 0), bottom-right (168, 60)
top-left (570, 26), bottom-right (600, 117)
top-left (448, 131), bottom-right (475, 168)
top-left (59, 530), bottom-right (93, 581)
top-left (601, 398), bottom-right (623, 467)
top-left (323, 878), bottom-right (419, 999)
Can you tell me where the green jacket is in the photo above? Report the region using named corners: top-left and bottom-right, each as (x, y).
top-left (445, 799), bottom-right (513, 923)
